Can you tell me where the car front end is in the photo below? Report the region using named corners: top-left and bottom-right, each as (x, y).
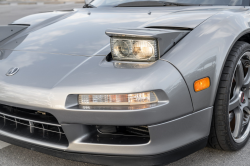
top-left (0, 0), bottom-right (248, 165)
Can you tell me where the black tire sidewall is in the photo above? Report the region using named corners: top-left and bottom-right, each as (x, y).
top-left (214, 41), bottom-right (250, 150)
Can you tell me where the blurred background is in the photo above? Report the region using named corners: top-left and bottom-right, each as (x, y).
top-left (0, 0), bottom-right (84, 4)
top-left (0, 0), bottom-right (83, 25)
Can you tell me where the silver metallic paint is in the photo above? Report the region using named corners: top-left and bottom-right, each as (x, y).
top-left (0, 107), bottom-right (212, 155)
top-left (0, 5), bottom-right (248, 156)
top-left (143, 10), bottom-right (217, 29)
top-left (12, 11), bottom-right (73, 26)
top-left (161, 8), bottom-right (250, 111)
top-left (0, 55), bottom-right (193, 125)
top-left (63, 107), bottom-right (212, 155)
top-left (0, 7), bottom-right (230, 56)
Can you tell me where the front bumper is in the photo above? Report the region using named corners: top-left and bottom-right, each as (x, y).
top-left (0, 134), bottom-right (208, 166)
top-left (0, 54), bottom-right (213, 164)
top-left (0, 106), bottom-right (212, 165)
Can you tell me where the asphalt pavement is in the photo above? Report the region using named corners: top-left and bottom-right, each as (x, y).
top-left (1, 4), bottom-right (250, 166)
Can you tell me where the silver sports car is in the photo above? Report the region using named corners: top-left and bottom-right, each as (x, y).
top-left (1, 0), bottom-right (250, 165)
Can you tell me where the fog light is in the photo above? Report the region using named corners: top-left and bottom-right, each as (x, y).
top-left (194, 77), bottom-right (210, 92)
top-left (78, 92), bottom-right (158, 105)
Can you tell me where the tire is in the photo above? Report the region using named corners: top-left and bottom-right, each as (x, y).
top-left (208, 41), bottom-right (250, 151)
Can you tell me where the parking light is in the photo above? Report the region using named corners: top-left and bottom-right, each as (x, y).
top-left (78, 92), bottom-right (158, 105)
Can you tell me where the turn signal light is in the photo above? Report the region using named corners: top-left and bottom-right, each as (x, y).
top-left (78, 92), bottom-right (158, 105)
top-left (194, 77), bottom-right (210, 92)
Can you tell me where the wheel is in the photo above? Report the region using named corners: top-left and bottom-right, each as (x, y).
top-left (208, 41), bottom-right (250, 150)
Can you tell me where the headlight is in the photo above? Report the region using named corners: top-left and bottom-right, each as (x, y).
top-left (106, 28), bottom-right (190, 62)
top-left (78, 91), bottom-right (158, 105)
top-left (111, 37), bottom-right (158, 62)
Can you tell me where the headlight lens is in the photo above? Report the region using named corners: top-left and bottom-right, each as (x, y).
top-left (78, 92), bottom-right (158, 105)
top-left (111, 37), bottom-right (158, 62)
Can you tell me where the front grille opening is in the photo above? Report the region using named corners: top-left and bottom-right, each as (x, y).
top-left (0, 104), bottom-right (68, 147)
top-left (82, 125), bottom-right (150, 145)
top-left (0, 104), bottom-right (59, 124)
top-left (18, 119), bottom-right (29, 125)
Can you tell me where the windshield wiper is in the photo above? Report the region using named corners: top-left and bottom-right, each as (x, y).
top-left (165, 2), bottom-right (213, 6)
top-left (165, 2), bottom-right (198, 6)
top-left (117, 1), bottom-right (166, 7)
top-left (116, 1), bottom-right (212, 7)
top-left (83, 0), bottom-right (96, 8)
top-left (83, 3), bottom-right (96, 8)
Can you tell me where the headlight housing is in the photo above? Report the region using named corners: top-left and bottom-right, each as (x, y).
top-left (106, 28), bottom-right (190, 62)
top-left (111, 37), bottom-right (158, 62)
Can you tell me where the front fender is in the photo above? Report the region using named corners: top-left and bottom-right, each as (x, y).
top-left (161, 10), bottom-right (250, 111)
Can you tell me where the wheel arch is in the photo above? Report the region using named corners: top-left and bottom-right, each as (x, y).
top-left (213, 30), bottom-right (250, 108)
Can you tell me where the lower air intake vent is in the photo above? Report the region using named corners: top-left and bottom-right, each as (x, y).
top-left (0, 104), bottom-right (68, 147)
top-left (96, 125), bottom-right (150, 137)
top-left (84, 125), bottom-right (150, 145)
top-left (126, 126), bottom-right (149, 136)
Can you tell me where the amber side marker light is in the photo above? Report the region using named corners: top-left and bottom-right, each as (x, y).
top-left (194, 77), bottom-right (210, 92)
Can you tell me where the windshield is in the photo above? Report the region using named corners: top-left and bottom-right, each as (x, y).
top-left (90, 0), bottom-right (245, 7)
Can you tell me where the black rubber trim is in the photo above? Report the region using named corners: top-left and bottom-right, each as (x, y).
top-left (8, 24), bottom-right (30, 27)
top-left (0, 134), bottom-right (207, 166)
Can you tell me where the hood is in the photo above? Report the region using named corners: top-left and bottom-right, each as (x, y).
top-left (0, 6), bottom-right (237, 56)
